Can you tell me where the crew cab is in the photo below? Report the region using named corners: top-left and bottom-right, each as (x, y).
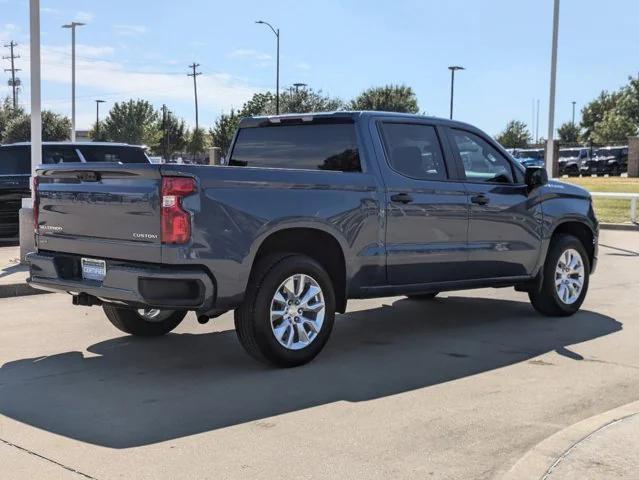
top-left (0, 142), bottom-right (150, 238)
top-left (28, 112), bottom-right (598, 367)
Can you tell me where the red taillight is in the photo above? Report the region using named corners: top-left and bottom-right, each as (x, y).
top-left (33, 176), bottom-right (39, 233)
top-left (161, 176), bottom-right (197, 244)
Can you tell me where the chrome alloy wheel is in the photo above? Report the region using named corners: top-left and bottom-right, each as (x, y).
top-left (554, 248), bottom-right (585, 305)
top-left (137, 308), bottom-right (175, 322)
top-left (270, 273), bottom-right (326, 350)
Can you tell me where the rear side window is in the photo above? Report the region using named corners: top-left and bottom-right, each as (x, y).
top-left (43, 147), bottom-right (81, 164)
top-left (380, 123), bottom-right (447, 180)
top-left (0, 146), bottom-right (30, 175)
top-left (79, 146), bottom-right (149, 164)
top-left (229, 123), bottom-right (361, 172)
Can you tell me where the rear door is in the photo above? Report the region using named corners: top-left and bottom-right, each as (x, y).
top-left (446, 128), bottom-right (541, 279)
top-left (37, 163), bottom-right (162, 262)
top-left (374, 119), bottom-right (470, 285)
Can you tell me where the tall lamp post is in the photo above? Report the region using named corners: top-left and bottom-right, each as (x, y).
top-left (546, 0), bottom-right (560, 178)
top-left (95, 99), bottom-right (105, 138)
top-left (62, 21), bottom-right (85, 142)
top-left (571, 100), bottom-right (576, 126)
top-left (293, 82), bottom-right (307, 93)
top-left (256, 20), bottom-right (280, 114)
top-left (448, 65), bottom-right (465, 120)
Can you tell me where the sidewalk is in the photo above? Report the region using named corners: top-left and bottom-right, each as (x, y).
top-left (0, 246), bottom-right (45, 298)
top-left (504, 401), bottom-right (639, 479)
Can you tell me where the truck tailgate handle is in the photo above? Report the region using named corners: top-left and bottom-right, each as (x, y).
top-left (390, 193), bottom-right (414, 204)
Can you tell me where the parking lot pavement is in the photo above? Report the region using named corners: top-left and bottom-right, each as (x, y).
top-left (0, 230), bottom-right (638, 480)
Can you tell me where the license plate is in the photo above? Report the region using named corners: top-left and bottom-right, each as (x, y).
top-left (81, 258), bottom-right (106, 281)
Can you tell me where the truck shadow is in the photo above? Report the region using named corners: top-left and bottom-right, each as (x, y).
top-left (0, 295), bottom-right (621, 449)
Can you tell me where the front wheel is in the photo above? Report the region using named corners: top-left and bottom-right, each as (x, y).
top-left (234, 254), bottom-right (336, 367)
top-left (529, 234), bottom-right (590, 316)
top-left (103, 305), bottom-right (187, 336)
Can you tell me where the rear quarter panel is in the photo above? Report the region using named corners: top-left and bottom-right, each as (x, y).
top-left (160, 163), bottom-right (384, 308)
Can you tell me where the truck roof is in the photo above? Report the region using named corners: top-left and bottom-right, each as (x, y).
top-left (238, 110), bottom-right (479, 131)
top-left (1, 141), bottom-right (144, 148)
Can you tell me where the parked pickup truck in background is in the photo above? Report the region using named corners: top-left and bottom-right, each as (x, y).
top-left (0, 142), bottom-right (150, 238)
top-left (581, 146), bottom-right (629, 176)
top-left (28, 112), bottom-right (598, 367)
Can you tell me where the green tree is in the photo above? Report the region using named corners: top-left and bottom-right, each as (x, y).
top-left (580, 91), bottom-right (621, 143)
top-left (88, 121), bottom-right (108, 141)
top-left (495, 120), bottom-right (531, 148)
top-left (350, 84), bottom-right (419, 113)
top-left (156, 111), bottom-right (188, 160)
top-left (591, 110), bottom-right (636, 144)
top-left (557, 122), bottom-right (580, 144)
top-left (102, 99), bottom-right (160, 146)
top-left (263, 87), bottom-right (343, 114)
top-left (188, 128), bottom-right (211, 156)
top-left (0, 96), bottom-right (24, 140)
top-left (616, 76), bottom-right (639, 126)
top-left (2, 110), bottom-right (71, 143)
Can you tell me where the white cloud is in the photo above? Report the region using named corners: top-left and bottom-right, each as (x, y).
top-left (228, 49), bottom-right (272, 62)
top-left (74, 11), bottom-right (95, 23)
top-left (113, 24), bottom-right (148, 36)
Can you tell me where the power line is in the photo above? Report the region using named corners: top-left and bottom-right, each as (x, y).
top-left (187, 62), bottom-right (201, 131)
top-left (3, 41), bottom-right (21, 109)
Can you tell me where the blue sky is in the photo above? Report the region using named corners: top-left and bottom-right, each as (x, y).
top-left (1, 0), bottom-right (637, 137)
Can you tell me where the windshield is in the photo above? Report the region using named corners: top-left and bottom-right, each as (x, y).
top-left (559, 149), bottom-right (581, 159)
top-left (595, 148), bottom-right (621, 158)
top-left (518, 151), bottom-right (543, 159)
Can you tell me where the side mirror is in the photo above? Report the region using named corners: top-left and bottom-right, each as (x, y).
top-left (525, 166), bottom-right (548, 189)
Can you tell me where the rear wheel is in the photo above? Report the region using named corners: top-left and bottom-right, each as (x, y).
top-left (234, 254), bottom-right (335, 367)
top-left (407, 292), bottom-right (439, 300)
top-left (103, 305), bottom-right (187, 336)
top-left (529, 234), bottom-right (589, 316)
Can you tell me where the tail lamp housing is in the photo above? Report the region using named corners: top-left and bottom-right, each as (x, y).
top-left (161, 176), bottom-right (197, 244)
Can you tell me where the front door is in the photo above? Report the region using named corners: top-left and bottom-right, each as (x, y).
top-left (447, 128), bottom-right (542, 279)
top-left (376, 121), bottom-right (470, 285)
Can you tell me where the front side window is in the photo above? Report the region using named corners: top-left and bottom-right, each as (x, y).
top-left (451, 130), bottom-right (514, 183)
top-left (229, 123), bottom-right (361, 172)
top-left (380, 123), bottom-right (447, 180)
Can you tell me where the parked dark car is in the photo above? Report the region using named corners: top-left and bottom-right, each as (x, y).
top-left (558, 147), bottom-right (590, 176)
top-left (0, 142), bottom-right (149, 237)
top-left (28, 112), bottom-right (598, 367)
top-left (511, 148), bottom-right (545, 168)
top-left (583, 146), bottom-right (629, 176)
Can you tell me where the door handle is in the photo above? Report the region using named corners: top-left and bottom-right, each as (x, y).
top-left (471, 194), bottom-right (490, 206)
top-left (391, 193), bottom-right (414, 204)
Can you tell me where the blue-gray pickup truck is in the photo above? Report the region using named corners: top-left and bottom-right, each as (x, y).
top-left (28, 112), bottom-right (598, 366)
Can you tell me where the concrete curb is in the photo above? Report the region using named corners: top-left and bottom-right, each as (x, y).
top-left (599, 222), bottom-right (639, 231)
top-left (502, 400), bottom-right (639, 480)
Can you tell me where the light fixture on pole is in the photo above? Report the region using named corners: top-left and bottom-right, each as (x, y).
top-left (62, 21), bottom-right (85, 142)
top-left (256, 20), bottom-right (280, 114)
top-left (293, 82), bottom-right (307, 93)
top-left (448, 65), bottom-right (465, 120)
top-left (95, 99), bottom-right (106, 138)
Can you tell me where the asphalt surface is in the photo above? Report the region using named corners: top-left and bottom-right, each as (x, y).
top-left (0, 230), bottom-right (638, 479)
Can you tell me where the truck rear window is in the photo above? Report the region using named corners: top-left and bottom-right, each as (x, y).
top-left (0, 146), bottom-right (30, 175)
top-left (78, 146), bottom-right (149, 164)
top-left (229, 123), bottom-right (361, 172)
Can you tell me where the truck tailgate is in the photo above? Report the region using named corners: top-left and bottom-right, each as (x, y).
top-left (36, 163), bottom-right (162, 263)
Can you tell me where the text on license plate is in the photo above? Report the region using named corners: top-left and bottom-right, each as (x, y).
top-left (81, 258), bottom-right (106, 281)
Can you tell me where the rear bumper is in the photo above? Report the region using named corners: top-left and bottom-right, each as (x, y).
top-left (27, 252), bottom-right (215, 312)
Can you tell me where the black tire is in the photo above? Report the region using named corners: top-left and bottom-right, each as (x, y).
top-left (407, 292), bottom-right (439, 300)
top-left (529, 234), bottom-right (590, 317)
top-left (103, 305), bottom-right (187, 337)
top-left (234, 254), bottom-right (336, 367)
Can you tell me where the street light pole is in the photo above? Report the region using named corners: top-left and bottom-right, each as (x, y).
top-left (448, 66), bottom-right (464, 120)
top-left (95, 99), bottom-right (105, 138)
top-left (293, 82), bottom-right (307, 93)
top-left (546, 0), bottom-right (560, 178)
top-left (256, 20), bottom-right (280, 114)
top-left (62, 21), bottom-right (85, 142)
top-left (29, 0), bottom-right (41, 185)
top-left (571, 100), bottom-right (576, 126)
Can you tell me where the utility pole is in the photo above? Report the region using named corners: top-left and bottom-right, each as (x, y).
top-left (187, 63), bottom-right (201, 131)
top-left (161, 104), bottom-right (171, 161)
top-left (3, 41), bottom-right (21, 109)
top-left (256, 20), bottom-right (280, 114)
top-left (546, 0), bottom-right (560, 178)
top-left (536, 99), bottom-right (540, 144)
top-left (62, 21), bottom-right (86, 142)
top-left (94, 99), bottom-right (105, 138)
top-left (448, 65), bottom-right (465, 120)
top-left (571, 100), bottom-right (576, 126)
